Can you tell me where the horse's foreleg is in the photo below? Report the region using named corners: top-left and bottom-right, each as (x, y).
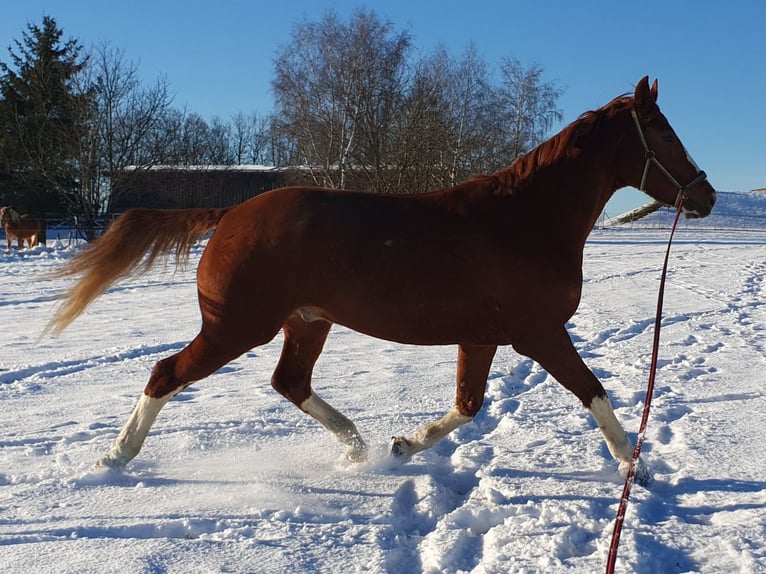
top-left (588, 393), bottom-right (647, 478)
top-left (392, 344), bottom-right (497, 458)
top-left (273, 315), bottom-right (368, 461)
top-left (515, 327), bottom-right (650, 484)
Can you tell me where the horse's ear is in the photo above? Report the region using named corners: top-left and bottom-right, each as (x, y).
top-left (634, 76), bottom-right (658, 115)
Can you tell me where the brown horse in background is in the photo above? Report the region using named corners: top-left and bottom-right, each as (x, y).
top-left (46, 77), bottom-right (716, 484)
top-left (1, 207), bottom-right (42, 249)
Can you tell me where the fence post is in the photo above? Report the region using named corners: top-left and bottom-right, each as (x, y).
top-left (39, 219), bottom-right (47, 245)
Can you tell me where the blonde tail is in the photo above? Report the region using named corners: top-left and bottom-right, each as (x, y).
top-left (44, 208), bottom-right (228, 336)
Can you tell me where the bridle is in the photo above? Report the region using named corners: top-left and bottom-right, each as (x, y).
top-left (630, 109), bottom-right (708, 208)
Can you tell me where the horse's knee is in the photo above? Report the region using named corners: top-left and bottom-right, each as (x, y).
top-left (454, 344), bottom-right (495, 417)
top-left (455, 392), bottom-right (484, 417)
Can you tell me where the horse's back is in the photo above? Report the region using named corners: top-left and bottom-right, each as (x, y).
top-left (203, 184), bottom-right (502, 285)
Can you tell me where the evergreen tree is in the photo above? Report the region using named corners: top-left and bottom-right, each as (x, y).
top-left (0, 16), bottom-right (89, 214)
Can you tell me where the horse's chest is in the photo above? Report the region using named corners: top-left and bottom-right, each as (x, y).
top-left (492, 269), bottom-right (583, 327)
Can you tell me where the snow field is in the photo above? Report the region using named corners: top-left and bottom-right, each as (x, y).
top-left (1, 191), bottom-right (765, 573)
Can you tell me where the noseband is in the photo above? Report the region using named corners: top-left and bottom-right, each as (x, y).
top-left (630, 109), bottom-right (707, 208)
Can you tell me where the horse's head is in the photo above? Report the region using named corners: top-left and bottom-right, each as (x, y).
top-left (0, 206), bottom-right (17, 225)
top-left (628, 77), bottom-right (717, 218)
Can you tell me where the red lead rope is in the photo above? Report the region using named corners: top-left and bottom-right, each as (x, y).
top-left (605, 198), bottom-right (686, 574)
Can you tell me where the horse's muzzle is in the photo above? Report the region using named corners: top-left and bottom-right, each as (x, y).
top-left (683, 188), bottom-right (717, 219)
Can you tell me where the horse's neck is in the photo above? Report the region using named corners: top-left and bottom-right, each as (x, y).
top-left (498, 145), bottom-right (621, 236)
top-left (488, 138), bottom-right (631, 260)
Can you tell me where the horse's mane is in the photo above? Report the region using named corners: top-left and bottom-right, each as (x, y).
top-left (492, 94), bottom-right (634, 193)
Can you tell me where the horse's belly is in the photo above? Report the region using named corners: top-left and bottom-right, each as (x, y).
top-left (317, 273), bottom-right (580, 347)
top-left (322, 298), bottom-right (518, 346)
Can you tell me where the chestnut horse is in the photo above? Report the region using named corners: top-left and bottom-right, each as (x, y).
top-left (46, 77), bottom-right (716, 483)
top-left (1, 206), bottom-right (41, 249)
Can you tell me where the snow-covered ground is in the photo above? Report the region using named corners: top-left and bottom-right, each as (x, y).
top-left (1, 192), bottom-right (765, 573)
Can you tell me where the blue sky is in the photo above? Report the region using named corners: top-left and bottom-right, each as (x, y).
top-left (2, 1), bottom-right (763, 215)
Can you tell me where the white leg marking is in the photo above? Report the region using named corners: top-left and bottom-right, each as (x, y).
top-left (97, 393), bottom-right (171, 468)
top-left (301, 393), bottom-right (368, 461)
top-left (589, 395), bottom-right (634, 463)
top-left (392, 407), bottom-right (472, 458)
top-left (589, 394), bottom-right (652, 484)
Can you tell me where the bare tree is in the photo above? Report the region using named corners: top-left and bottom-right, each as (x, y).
top-left (271, 10), bottom-right (563, 195)
top-left (390, 48), bottom-right (452, 193)
top-left (176, 113), bottom-right (210, 165)
top-left (346, 15), bottom-right (410, 192)
top-left (248, 113), bottom-right (276, 165)
top-left (273, 9), bottom-right (411, 190)
top-left (141, 108), bottom-right (183, 164)
top-left (206, 116), bottom-right (233, 164)
top-left (443, 44), bottom-right (497, 182)
top-left (71, 42), bottom-right (173, 238)
top-left (390, 44), bottom-right (499, 193)
top-left (264, 114), bottom-right (299, 168)
top-left (494, 58), bottom-right (563, 163)
top-left (229, 111), bottom-right (251, 164)
top-left (229, 111), bottom-right (275, 165)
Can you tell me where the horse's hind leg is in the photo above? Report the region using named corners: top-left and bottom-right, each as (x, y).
top-left (273, 314), bottom-right (368, 461)
top-left (98, 331), bottom-right (257, 468)
top-left (392, 344), bottom-right (497, 458)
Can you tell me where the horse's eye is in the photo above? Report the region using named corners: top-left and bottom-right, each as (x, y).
top-left (661, 135), bottom-right (675, 144)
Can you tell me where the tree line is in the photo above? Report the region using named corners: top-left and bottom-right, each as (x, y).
top-left (0, 11), bottom-right (562, 239)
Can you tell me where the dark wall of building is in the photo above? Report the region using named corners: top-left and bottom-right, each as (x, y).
top-left (111, 168), bottom-right (285, 211)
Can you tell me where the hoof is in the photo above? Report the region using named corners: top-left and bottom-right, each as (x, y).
top-left (390, 436), bottom-right (413, 459)
top-left (344, 435), bottom-right (369, 462)
top-left (619, 459), bottom-right (653, 487)
top-left (634, 459), bottom-right (653, 487)
top-left (96, 454), bottom-right (127, 470)
top-left (345, 449), bottom-right (368, 463)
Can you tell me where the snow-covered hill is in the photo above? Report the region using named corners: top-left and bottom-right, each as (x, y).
top-left (609, 190), bottom-right (766, 231)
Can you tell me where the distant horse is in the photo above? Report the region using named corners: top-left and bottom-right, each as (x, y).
top-left (1, 206), bottom-right (42, 249)
top-left (46, 77), bottom-right (716, 483)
